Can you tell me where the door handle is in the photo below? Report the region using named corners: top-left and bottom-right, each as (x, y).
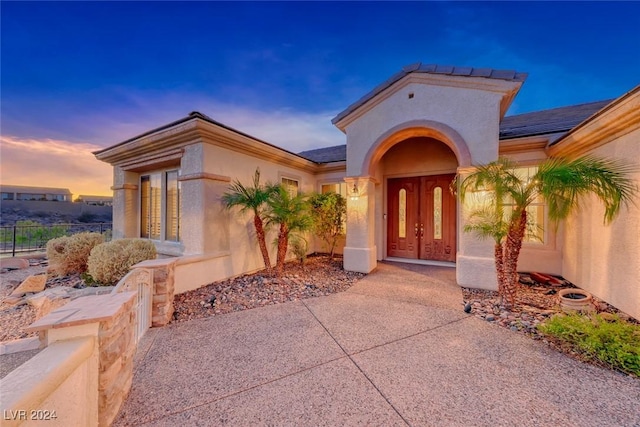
top-left (414, 223), bottom-right (419, 238)
top-left (420, 224), bottom-right (424, 238)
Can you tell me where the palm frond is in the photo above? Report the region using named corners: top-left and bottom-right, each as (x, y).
top-left (221, 168), bottom-right (273, 215)
top-left (536, 156), bottom-right (637, 223)
top-left (463, 206), bottom-right (509, 244)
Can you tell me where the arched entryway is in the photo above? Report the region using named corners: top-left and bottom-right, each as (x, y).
top-left (343, 121), bottom-right (471, 273)
top-left (380, 137), bottom-right (459, 263)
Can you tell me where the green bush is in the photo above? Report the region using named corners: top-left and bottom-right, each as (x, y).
top-left (308, 192), bottom-right (346, 258)
top-left (46, 232), bottom-right (105, 276)
top-left (87, 239), bottom-right (156, 285)
top-left (538, 313), bottom-right (640, 376)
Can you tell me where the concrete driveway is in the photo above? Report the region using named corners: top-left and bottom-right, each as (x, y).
top-left (115, 262), bottom-right (640, 426)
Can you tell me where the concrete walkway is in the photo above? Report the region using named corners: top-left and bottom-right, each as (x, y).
top-left (115, 262), bottom-right (640, 427)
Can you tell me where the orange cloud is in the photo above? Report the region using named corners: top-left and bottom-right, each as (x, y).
top-left (0, 136), bottom-right (112, 198)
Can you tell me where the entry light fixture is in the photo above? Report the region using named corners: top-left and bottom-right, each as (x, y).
top-left (350, 183), bottom-right (359, 201)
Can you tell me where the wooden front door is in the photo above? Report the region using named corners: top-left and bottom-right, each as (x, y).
top-left (387, 174), bottom-right (456, 262)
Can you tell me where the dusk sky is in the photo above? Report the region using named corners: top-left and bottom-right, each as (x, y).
top-left (1, 1), bottom-right (639, 197)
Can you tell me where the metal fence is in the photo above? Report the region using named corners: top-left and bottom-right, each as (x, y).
top-left (0, 222), bottom-right (113, 256)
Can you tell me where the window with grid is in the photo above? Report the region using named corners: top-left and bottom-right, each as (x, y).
top-left (281, 177), bottom-right (299, 197)
top-left (140, 170), bottom-right (180, 242)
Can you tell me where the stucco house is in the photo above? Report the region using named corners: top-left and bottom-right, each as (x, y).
top-left (95, 63), bottom-right (639, 320)
top-left (1, 185), bottom-right (72, 202)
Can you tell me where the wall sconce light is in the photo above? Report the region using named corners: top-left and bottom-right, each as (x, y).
top-left (350, 183), bottom-right (359, 201)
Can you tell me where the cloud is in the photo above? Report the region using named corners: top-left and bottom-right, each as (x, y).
top-left (71, 92), bottom-right (347, 153)
top-left (0, 136), bottom-right (113, 197)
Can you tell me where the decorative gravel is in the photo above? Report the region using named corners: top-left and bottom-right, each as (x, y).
top-left (173, 255), bottom-right (365, 323)
top-left (462, 273), bottom-right (637, 340)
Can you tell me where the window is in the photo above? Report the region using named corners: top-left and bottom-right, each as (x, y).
top-left (504, 166), bottom-right (545, 244)
top-left (281, 177), bottom-right (299, 197)
top-left (140, 170), bottom-right (180, 242)
top-left (433, 187), bottom-right (442, 240)
top-left (1, 192), bottom-right (14, 200)
top-left (321, 182), bottom-right (347, 198)
top-left (398, 188), bottom-right (406, 238)
top-left (17, 193), bottom-right (46, 201)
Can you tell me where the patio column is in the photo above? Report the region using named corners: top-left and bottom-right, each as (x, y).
top-left (343, 176), bottom-right (377, 273)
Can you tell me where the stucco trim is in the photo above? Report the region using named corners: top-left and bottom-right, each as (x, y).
top-left (120, 149), bottom-right (184, 172)
top-left (499, 136), bottom-right (549, 155)
top-left (111, 184), bottom-right (138, 191)
top-left (363, 120), bottom-right (472, 175)
top-left (178, 172), bottom-right (231, 183)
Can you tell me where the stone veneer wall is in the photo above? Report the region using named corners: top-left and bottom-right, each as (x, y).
top-left (132, 258), bottom-right (177, 327)
top-left (18, 292), bottom-right (138, 427)
top-left (97, 293), bottom-right (137, 426)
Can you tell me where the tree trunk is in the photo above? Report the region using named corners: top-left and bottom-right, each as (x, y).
top-left (494, 242), bottom-right (506, 305)
top-left (502, 209), bottom-right (527, 308)
top-left (275, 224), bottom-right (289, 275)
top-left (254, 215), bottom-right (272, 274)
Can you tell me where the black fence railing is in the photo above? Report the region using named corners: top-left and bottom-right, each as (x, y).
top-left (0, 223), bottom-right (113, 256)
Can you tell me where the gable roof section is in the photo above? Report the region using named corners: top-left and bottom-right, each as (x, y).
top-left (333, 63), bottom-right (528, 126)
top-left (499, 99), bottom-right (612, 140)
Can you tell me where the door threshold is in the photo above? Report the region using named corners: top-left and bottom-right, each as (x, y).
top-left (383, 257), bottom-right (456, 268)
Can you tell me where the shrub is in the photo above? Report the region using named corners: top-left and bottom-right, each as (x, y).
top-left (46, 232), bottom-right (105, 276)
top-left (308, 192), bottom-right (346, 258)
top-left (289, 235), bottom-right (308, 265)
top-left (538, 313), bottom-right (640, 377)
top-left (87, 239), bottom-right (156, 285)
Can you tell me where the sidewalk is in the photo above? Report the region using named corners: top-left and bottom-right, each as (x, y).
top-left (114, 262), bottom-right (640, 426)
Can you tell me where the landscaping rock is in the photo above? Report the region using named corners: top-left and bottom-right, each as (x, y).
top-left (10, 275), bottom-right (47, 296)
top-left (0, 258), bottom-right (30, 271)
top-left (173, 255), bottom-right (365, 323)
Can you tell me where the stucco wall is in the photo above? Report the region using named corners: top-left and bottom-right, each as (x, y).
top-left (195, 142), bottom-right (318, 277)
top-left (562, 128), bottom-right (640, 320)
top-left (344, 82), bottom-right (504, 176)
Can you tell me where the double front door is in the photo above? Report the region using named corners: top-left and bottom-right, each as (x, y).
top-left (387, 174), bottom-right (456, 262)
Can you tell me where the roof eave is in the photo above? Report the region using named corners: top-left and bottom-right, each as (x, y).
top-left (548, 85), bottom-right (640, 157)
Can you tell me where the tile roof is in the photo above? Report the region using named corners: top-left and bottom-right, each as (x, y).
top-left (304, 99), bottom-right (612, 164)
top-left (297, 144), bottom-right (346, 163)
top-left (332, 63), bottom-right (528, 124)
top-left (499, 99), bottom-right (612, 139)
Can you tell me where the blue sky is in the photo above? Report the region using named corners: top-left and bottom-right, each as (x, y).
top-left (1, 1), bottom-right (639, 195)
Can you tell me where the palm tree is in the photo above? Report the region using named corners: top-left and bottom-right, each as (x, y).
top-left (222, 168), bottom-right (274, 274)
top-left (460, 156), bottom-right (636, 308)
top-left (264, 185), bottom-right (314, 275)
